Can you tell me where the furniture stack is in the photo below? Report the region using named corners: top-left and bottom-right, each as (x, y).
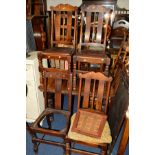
top-left (27, 2), bottom-right (129, 155)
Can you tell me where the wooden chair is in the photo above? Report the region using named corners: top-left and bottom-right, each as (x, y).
top-left (73, 4), bottom-right (111, 91)
top-left (107, 40), bottom-right (129, 100)
top-left (107, 66), bottom-right (129, 154)
top-left (111, 40), bottom-right (129, 75)
top-left (66, 72), bottom-right (112, 155)
top-left (29, 52), bottom-right (72, 153)
top-left (38, 51), bottom-right (72, 94)
top-left (110, 19), bottom-right (129, 50)
top-left (43, 4), bottom-right (78, 71)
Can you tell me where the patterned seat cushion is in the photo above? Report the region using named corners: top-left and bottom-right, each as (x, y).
top-left (67, 113), bottom-right (112, 144)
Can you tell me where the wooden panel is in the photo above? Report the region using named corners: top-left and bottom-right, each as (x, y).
top-left (43, 77), bottom-right (48, 108)
top-left (84, 12), bottom-right (91, 42)
top-left (83, 78), bottom-right (91, 108)
top-left (90, 79), bottom-right (96, 109)
top-left (117, 117), bottom-right (129, 155)
top-left (55, 78), bottom-right (62, 109)
top-left (55, 11), bottom-right (61, 41)
top-left (50, 4), bottom-right (78, 47)
top-left (67, 12), bottom-right (72, 42)
top-left (96, 12), bottom-right (103, 43)
top-left (96, 80), bottom-right (104, 111)
top-left (108, 73), bottom-right (129, 153)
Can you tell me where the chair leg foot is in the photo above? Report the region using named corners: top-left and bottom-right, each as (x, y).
top-left (33, 143), bottom-right (38, 153)
top-left (101, 151), bottom-right (106, 155)
top-left (101, 146), bottom-right (107, 155)
top-left (65, 142), bottom-right (70, 155)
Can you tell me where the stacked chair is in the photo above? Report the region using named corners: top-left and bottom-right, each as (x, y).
top-left (28, 3), bottom-right (129, 155)
top-left (66, 72), bottom-right (112, 155)
top-left (110, 19), bottom-right (129, 51)
top-left (73, 4), bottom-right (111, 91)
top-left (42, 4), bottom-right (78, 76)
top-left (29, 51), bottom-right (72, 153)
top-left (29, 4), bottom-right (77, 153)
top-left (109, 39), bottom-right (129, 100)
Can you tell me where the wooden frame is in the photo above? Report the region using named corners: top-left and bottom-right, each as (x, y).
top-left (50, 4), bottom-right (78, 49)
top-left (71, 109), bottom-right (107, 138)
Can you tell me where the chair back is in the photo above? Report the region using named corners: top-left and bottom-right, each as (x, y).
top-left (77, 72), bottom-right (112, 114)
top-left (38, 51), bottom-right (72, 111)
top-left (111, 40), bottom-right (129, 96)
top-left (78, 5), bottom-right (111, 51)
top-left (50, 4), bottom-right (78, 48)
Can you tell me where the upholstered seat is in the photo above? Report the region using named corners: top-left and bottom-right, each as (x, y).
top-left (67, 113), bottom-right (112, 144)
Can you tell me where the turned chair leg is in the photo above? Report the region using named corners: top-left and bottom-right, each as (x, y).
top-left (101, 145), bottom-right (107, 155)
top-left (33, 142), bottom-right (38, 154)
top-left (32, 133), bottom-right (38, 153)
top-left (101, 150), bottom-right (106, 155)
top-left (65, 142), bottom-right (70, 155)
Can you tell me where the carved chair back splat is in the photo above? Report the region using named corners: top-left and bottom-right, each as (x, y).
top-left (50, 4), bottom-right (78, 49)
top-left (78, 4), bottom-right (111, 52)
top-left (78, 72), bottom-right (112, 113)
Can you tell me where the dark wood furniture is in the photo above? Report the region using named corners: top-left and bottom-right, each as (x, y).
top-left (36, 4), bottom-right (78, 94)
top-left (82, 0), bottom-right (117, 13)
top-left (39, 4), bottom-right (78, 77)
top-left (47, 4), bottom-right (78, 51)
top-left (26, 0), bottom-right (48, 50)
top-left (38, 51), bottom-right (72, 94)
top-left (82, 0), bottom-right (117, 27)
top-left (110, 26), bottom-right (128, 51)
top-left (111, 40), bottom-right (129, 74)
top-left (31, 15), bottom-right (48, 50)
top-left (110, 5), bottom-right (129, 51)
top-left (73, 4), bottom-right (111, 91)
top-left (108, 40), bottom-right (129, 100)
top-left (29, 52), bottom-right (72, 153)
top-left (26, 14), bottom-right (47, 51)
top-left (26, 0), bottom-right (47, 16)
top-left (82, 0), bottom-right (117, 4)
top-left (107, 62), bottom-right (129, 154)
top-left (117, 111), bottom-right (129, 155)
top-left (66, 72), bottom-right (112, 155)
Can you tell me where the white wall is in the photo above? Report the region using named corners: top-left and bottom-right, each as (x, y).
top-left (117, 0), bottom-right (129, 10)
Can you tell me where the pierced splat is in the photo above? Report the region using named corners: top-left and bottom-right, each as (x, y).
top-left (79, 5), bottom-right (110, 51)
top-left (50, 4), bottom-right (78, 47)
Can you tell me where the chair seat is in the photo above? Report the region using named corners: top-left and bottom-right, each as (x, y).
top-left (67, 113), bottom-right (112, 144)
top-left (77, 49), bottom-right (106, 57)
top-left (44, 47), bottom-right (74, 56)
